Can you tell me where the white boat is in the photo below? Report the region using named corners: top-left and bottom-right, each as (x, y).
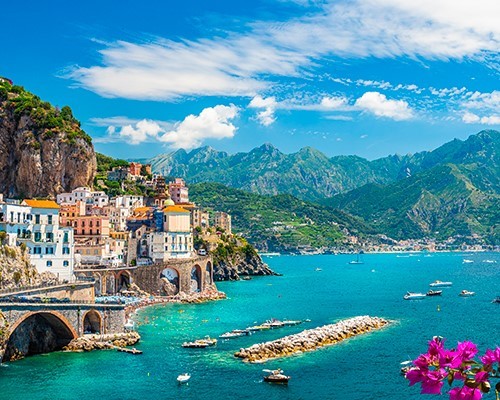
top-left (282, 320), bottom-right (302, 326)
top-left (429, 280), bottom-right (453, 287)
top-left (483, 259), bottom-right (497, 264)
top-left (459, 290), bottom-right (475, 297)
top-left (315, 268), bottom-right (322, 271)
top-left (177, 373), bottom-right (191, 384)
top-left (124, 319), bottom-right (135, 331)
top-left (463, 259), bottom-right (474, 264)
top-left (403, 292), bottom-right (427, 300)
top-left (219, 331), bottom-right (246, 339)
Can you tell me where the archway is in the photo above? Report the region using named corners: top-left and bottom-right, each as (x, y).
top-left (117, 271), bottom-right (131, 293)
top-left (3, 311), bottom-right (77, 362)
top-left (160, 267), bottom-right (180, 295)
top-left (190, 265), bottom-right (202, 293)
top-left (205, 261), bottom-right (213, 285)
top-left (104, 272), bottom-right (116, 294)
top-left (83, 310), bottom-right (102, 334)
top-left (94, 272), bottom-right (102, 296)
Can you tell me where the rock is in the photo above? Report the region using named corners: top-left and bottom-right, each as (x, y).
top-left (213, 250), bottom-right (278, 281)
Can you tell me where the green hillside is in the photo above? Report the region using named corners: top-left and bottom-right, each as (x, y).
top-left (189, 182), bottom-right (374, 252)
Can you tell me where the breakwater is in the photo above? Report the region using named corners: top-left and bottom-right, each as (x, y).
top-left (234, 315), bottom-right (389, 363)
top-left (63, 332), bottom-right (140, 352)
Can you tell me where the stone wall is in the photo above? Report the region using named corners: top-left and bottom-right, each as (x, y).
top-left (0, 282), bottom-right (95, 302)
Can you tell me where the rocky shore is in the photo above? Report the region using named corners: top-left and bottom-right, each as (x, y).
top-left (213, 250), bottom-right (278, 281)
top-left (63, 332), bottom-right (140, 352)
top-left (234, 316), bottom-right (389, 363)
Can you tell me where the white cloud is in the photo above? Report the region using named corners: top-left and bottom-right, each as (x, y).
top-left (249, 95), bottom-right (278, 126)
top-left (67, 0), bottom-right (500, 100)
top-left (97, 105), bottom-right (239, 148)
top-left (159, 104), bottom-right (239, 148)
top-left (354, 92), bottom-right (413, 120)
top-left (462, 112), bottom-right (500, 125)
top-left (320, 96), bottom-right (347, 109)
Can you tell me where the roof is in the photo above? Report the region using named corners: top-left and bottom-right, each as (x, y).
top-left (133, 206), bottom-right (153, 213)
top-left (163, 205), bottom-right (190, 213)
top-left (23, 199), bottom-right (60, 209)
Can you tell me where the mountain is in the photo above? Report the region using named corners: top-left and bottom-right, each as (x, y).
top-left (0, 78), bottom-right (96, 198)
top-left (323, 132), bottom-right (499, 243)
top-left (189, 182), bottom-right (374, 252)
top-left (149, 130), bottom-right (499, 201)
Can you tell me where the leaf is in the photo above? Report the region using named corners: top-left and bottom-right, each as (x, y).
top-left (447, 372), bottom-right (454, 386)
top-left (465, 379), bottom-right (478, 389)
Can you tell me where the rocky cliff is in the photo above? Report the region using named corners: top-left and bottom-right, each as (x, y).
top-left (0, 78), bottom-right (96, 198)
top-left (212, 244), bottom-right (278, 281)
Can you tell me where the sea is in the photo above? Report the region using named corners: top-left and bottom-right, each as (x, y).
top-left (1, 252), bottom-right (499, 400)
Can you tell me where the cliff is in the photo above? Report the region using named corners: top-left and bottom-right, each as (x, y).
top-left (0, 78), bottom-right (96, 198)
top-left (210, 237), bottom-right (277, 281)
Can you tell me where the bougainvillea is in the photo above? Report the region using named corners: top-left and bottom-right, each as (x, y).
top-left (404, 337), bottom-right (500, 399)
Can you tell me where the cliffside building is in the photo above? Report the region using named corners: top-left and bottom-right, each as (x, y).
top-left (214, 211), bottom-right (232, 234)
top-left (169, 178), bottom-right (189, 204)
top-left (57, 187), bottom-right (109, 207)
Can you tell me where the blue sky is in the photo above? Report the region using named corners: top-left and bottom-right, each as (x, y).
top-left (1, 0), bottom-right (499, 160)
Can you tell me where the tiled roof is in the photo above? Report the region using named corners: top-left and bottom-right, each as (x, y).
top-left (163, 205), bottom-right (190, 213)
top-left (23, 199), bottom-right (60, 209)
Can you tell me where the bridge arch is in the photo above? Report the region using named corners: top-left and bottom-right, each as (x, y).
top-left (190, 264), bottom-right (202, 293)
top-left (160, 267), bottom-right (180, 295)
top-left (205, 261), bottom-right (213, 285)
top-left (83, 309), bottom-right (102, 334)
top-left (116, 270), bottom-right (132, 293)
top-left (2, 311), bottom-right (77, 362)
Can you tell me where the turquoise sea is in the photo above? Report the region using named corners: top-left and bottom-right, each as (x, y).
top-left (1, 253), bottom-right (499, 400)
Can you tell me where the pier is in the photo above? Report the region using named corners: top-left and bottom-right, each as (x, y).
top-left (234, 316), bottom-right (389, 363)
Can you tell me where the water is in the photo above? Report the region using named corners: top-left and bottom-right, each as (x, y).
top-left (1, 253), bottom-right (499, 400)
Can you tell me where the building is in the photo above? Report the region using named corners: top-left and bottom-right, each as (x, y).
top-left (144, 164), bottom-right (152, 175)
top-left (57, 187), bottom-right (109, 207)
top-left (0, 198), bottom-right (32, 246)
top-left (21, 200), bottom-right (75, 281)
top-left (129, 162), bottom-right (142, 176)
top-left (214, 211), bottom-right (232, 234)
top-left (161, 205), bottom-right (193, 258)
top-left (169, 178), bottom-right (189, 204)
top-left (192, 208), bottom-right (210, 231)
top-left (114, 195), bottom-right (144, 209)
top-left (107, 167), bottom-right (131, 182)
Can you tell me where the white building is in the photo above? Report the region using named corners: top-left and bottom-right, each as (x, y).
top-left (0, 199), bottom-right (75, 281)
top-left (108, 206), bottom-right (130, 232)
top-left (114, 195), bottom-right (144, 209)
top-left (57, 187), bottom-right (109, 207)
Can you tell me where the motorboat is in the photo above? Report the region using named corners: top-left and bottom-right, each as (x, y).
top-left (483, 259), bottom-right (497, 264)
top-left (403, 292), bottom-right (427, 300)
top-left (315, 268), bottom-right (322, 271)
top-left (463, 259), bottom-right (474, 264)
top-left (348, 251), bottom-right (364, 264)
top-left (282, 320), bottom-right (302, 326)
top-left (492, 297), bottom-right (500, 304)
top-left (177, 373), bottom-right (191, 384)
top-left (400, 360), bottom-right (413, 375)
top-left (246, 325), bottom-right (270, 331)
top-left (429, 280), bottom-right (453, 287)
top-left (426, 290), bottom-right (442, 296)
top-left (219, 331), bottom-right (246, 339)
top-left (263, 319), bottom-right (285, 328)
top-left (263, 369), bottom-right (290, 384)
top-left (182, 336), bottom-right (218, 348)
top-left (459, 290), bottom-right (475, 297)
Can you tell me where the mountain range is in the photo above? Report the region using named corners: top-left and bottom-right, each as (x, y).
top-left (152, 130), bottom-right (499, 244)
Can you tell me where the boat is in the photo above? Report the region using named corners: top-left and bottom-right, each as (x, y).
top-left (282, 320), bottom-right (302, 326)
top-left (246, 324), bottom-right (270, 331)
top-left (263, 319), bottom-right (285, 328)
top-left (182, 335), bottom-right (218, 348)
top-left (177, 373), bottom-right (191, 384)
top-left (483, 259), bottom-right (497, 264)
top-left (263, 369), bottom-right (290, 384)
top-left (463, 259), bottom-right (474, 264)
top-left (426, 290), bottom-right (442, 296)
top-left (219, 331), bottom-right (246, 339)
top-left (315, 268), bottom-right (322, 271)
top-left (124, 319), bottom-right (135, 331)
top-left (492, 297), bottom-right (500, 303)
top-left (429, 280), bottom-right (453, 287)
top-left (459, 290), bottom-right (475, 297)
top-left (348, 252), bottom-right (364, 265)
top-left (400, 360), bottom-right (413, 375)
top-left (117, 347), bottom-right (142, 355)
top-left (403, 292), bottom-right (427, 300)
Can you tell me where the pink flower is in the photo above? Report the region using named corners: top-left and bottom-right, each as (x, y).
top-left (406, 368), bottom-right (426, 386)
top-left (439, 348), bottom-right (462, 368)
top-left (457, 341), bottom-right (478, 361)
top-left (428, 337), bottom-right (445, 357)
top-left (449, 386), bottom-right (482, 400)
top-left (480, 347), bottom-right (500, 366)
top-left (414, 354), bottom-right (433, 369)
top-left (420, 369), bottom-right (446, 394)
top-left (474, 371), bottom-right (488, 383)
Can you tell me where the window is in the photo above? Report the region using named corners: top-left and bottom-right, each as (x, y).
top-left (34, 232), bottom-right (42, 242)
top-left (46, 232), bottom-right (53, 242)
top-left (90, 229), bottom-right (93, 235)
top-left (46, 247), bottom-right (54, 255)
top-left (47, 215), bottom-right (53, 225)
top-left (63, 232), bottom-right (69, 243)
top-left (35, 214), bottom-right (40, 224)
top-left (63, 261), bottom-right (69, 267)
top-left (46, 261), bottom-right (52, 267)
top-left (63, 247), bottom-right (70, 254)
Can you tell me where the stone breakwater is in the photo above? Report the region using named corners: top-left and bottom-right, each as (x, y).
top-left (234, 316), bottom-right (389, 363)
top-left (63, 332), bottom-right (140, 352)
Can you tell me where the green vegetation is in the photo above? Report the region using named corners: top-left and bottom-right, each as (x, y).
top-left (0, 78), bottom-right (92, 145)
top-left (190, 182), bottom-right (373, 252)
top-left (96, 152), bottom-right (129, 173)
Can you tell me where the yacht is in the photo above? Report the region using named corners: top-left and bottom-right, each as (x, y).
top-left (463, 259), bottom-right (474, 264)
top-left (177, 373), bottom-right (191, 384)
top-left (219, 331), bottom-right (246, 339)
top-left (429, 280), bottom-right (453, 287)
top-left (426, 290), bottom-right (442, 296)
top-left (403, 292), bottom-right (427, 300)
top-left (492, 297), bottom-right (500, 304)
top-left (348, 252), bottom-right (364, 264)
top-left (459, 290), bottom-right (475, 297)
top-left (263, 369), bottom-right (290, 384)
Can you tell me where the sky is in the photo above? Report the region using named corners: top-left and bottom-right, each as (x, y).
top-left (1, 0), bottom-right (499, 160)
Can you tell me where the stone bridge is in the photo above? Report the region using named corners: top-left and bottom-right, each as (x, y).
top-left (75, 255), bottom-right (214, 296)
top-left (0, 302), bottom-right (126, 362)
